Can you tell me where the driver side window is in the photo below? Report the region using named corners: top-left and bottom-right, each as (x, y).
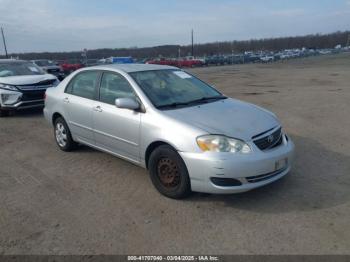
top-left (99, 72), bottom-right (136, 105)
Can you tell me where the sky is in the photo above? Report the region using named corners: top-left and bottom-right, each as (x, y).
top-left (0, 0), bottom-right (349, 53)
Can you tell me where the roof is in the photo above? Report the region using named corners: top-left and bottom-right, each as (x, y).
top-left (91, 63), bottom-right (178, 73)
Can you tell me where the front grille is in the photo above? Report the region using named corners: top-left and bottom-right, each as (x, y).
top-left (246, 167), bottom-right (287, 183)
top-left (253, 127), bottom-right (282, 151)
top-left (21, 90), bottom-right (46, 101)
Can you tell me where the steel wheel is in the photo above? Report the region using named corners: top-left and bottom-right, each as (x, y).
top-left (55, 122), bottom-right (67, 148)
top-left (148, 145), bottom-right (192, 199)
top-left (157, 157), bottom-right (181, 189)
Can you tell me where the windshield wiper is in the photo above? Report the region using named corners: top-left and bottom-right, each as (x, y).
top-left (186, 95), bottom-right (227, 105)
top-left (156, 101), bottom-right (191, 109)
top-left (157, 96), bottom-right (227, 110)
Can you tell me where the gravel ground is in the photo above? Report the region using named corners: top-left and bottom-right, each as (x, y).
top-left (1, 53), bottom-right (350, 255)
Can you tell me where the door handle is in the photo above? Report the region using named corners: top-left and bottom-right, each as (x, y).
top-left (63, 97), bottom-right (70, 103)
top-left (93, 105), bottom-right (103, 112)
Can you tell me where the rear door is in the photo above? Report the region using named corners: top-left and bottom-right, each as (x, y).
top-left (63, 70), bottom-right (100, 145)
top-left (93, 71), bottom-right (141, 163)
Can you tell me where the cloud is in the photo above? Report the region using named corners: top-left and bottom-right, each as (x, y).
top-left (269, 9), bottom-right (305, 17)
top-left (0, 0), bottom-right (349, 53)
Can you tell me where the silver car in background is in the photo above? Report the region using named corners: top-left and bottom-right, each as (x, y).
top-left (32, 59), bottom-right (65, 81)
top-left (44, 64), bottom-right (294, 199)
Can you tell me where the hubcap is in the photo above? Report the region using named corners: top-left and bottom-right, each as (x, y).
top-left (157, 158), bottom-right (180, 188)
top-left (55, 123), bottom-right (67, 147)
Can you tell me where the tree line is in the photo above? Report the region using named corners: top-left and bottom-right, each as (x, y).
top-left (1, 31), bottom-right (349, 61)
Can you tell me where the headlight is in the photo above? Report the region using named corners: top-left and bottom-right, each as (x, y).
top-left (0, 83), bottom-right (18, 91)
top-left (197, 135), bottom-right (251, 153)
top-left (0, 91), bottom-right (22, 105)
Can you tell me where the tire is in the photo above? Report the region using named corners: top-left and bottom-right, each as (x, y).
top-left (54, 117), bottom-right (77, 152)
top-left (148, 145), bottom-right (192, 199)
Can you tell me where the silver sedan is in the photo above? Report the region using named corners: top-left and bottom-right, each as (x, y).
top-left (44, 64), bottom-right (294, 199)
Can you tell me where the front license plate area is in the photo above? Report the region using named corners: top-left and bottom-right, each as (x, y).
top-left (275, 158), bottom-right (288, 171)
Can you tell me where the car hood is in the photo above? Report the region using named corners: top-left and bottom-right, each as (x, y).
top-left (162, 98), bottom-right (280, 141)
top-left (0, 74), bottom-right (57, 86)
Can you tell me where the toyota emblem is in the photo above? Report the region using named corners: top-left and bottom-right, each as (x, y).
top-left (267, 135), bottom-right (274, 143)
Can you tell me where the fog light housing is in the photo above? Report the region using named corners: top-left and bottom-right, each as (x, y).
top-left (210, 177), bottom-right (242, 187)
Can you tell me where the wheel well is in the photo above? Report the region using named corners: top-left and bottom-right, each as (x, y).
top-left (52, 112), bottom-right (63, 126)
top-left (145, 141), bottom-right (175, 169)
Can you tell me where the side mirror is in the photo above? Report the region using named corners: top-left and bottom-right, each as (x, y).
top-left (115, 97), bottom-right (140, 111)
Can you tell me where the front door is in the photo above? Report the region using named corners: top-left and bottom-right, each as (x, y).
top-left (93, 71), bottom-right (141, 163)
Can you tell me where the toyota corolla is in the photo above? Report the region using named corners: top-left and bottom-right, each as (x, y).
top-left (44, 64), bottom-right (294, 199)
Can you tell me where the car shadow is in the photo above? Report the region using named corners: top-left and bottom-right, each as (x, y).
top-left (8, 108), bottom-right (44, 118)
top-left (186, 135), bottom-right (350, 213)
top-left (72, 144), bottom-right (100, 154)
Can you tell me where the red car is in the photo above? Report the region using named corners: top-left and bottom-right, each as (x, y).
top-left (147, 57), bottom-right (203, 68)
top-left (177, 57), bottom-right (203, 67)
top-left (60, 60), bottom-right (84, 74)
top-left (146, 58), bottom-right (178, 66)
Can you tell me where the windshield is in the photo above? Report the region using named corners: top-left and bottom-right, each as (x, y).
top-left (130, 70), bottom-right (224, 109)
top-left (34, 60), bottom-right (55, 67)
top-left (0, 62), bottom-right (45, 77)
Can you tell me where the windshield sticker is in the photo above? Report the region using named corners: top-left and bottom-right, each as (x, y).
top-left (28, 66), bottom-right (39, 73)
top-left (173, 71), bottom-right (192, 79)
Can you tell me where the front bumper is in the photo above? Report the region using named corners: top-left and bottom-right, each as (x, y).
top-left (179, 135), bottom-right (295, 194)
top-left (0, 89), bottom-right (46, 110)
top-left (1, 99), bottom-right (45, 110)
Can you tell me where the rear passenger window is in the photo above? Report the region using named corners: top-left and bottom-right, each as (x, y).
top-left (100, 72), bottom-right (136, 105)
top-left (66, 71), bottom-right (99, 100)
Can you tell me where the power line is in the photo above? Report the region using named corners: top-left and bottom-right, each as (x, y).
top-left (1, 27), bottom-right (8, 58)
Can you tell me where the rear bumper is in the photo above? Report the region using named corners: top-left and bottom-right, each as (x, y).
top-left (180, 135), bottom-right (295, 194)
top-left (43, 107), bottom-right (51, 123)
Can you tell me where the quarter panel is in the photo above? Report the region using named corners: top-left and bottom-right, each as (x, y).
top-left (140, 109), bottom-right (208, 166)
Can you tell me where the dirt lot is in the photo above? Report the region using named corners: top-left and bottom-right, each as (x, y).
top-left (1, 53), bottom-right (350, 255)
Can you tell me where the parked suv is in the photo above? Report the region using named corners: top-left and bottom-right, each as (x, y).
top-left (0, 59), bottom-right (59, 116)
top-left (44, 64), bottom-right (294, 199)
top-left (32, 60), bottom-right (65, 80)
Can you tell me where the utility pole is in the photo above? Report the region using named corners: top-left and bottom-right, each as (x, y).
top-left (1, 27), bottom-right (8, 58)
top-left (82, 48), bottom-right (88, 65)
top-left (191, 29), bottom-right (194, 57)
top-left (231, 41), bottom-right (234, 65)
